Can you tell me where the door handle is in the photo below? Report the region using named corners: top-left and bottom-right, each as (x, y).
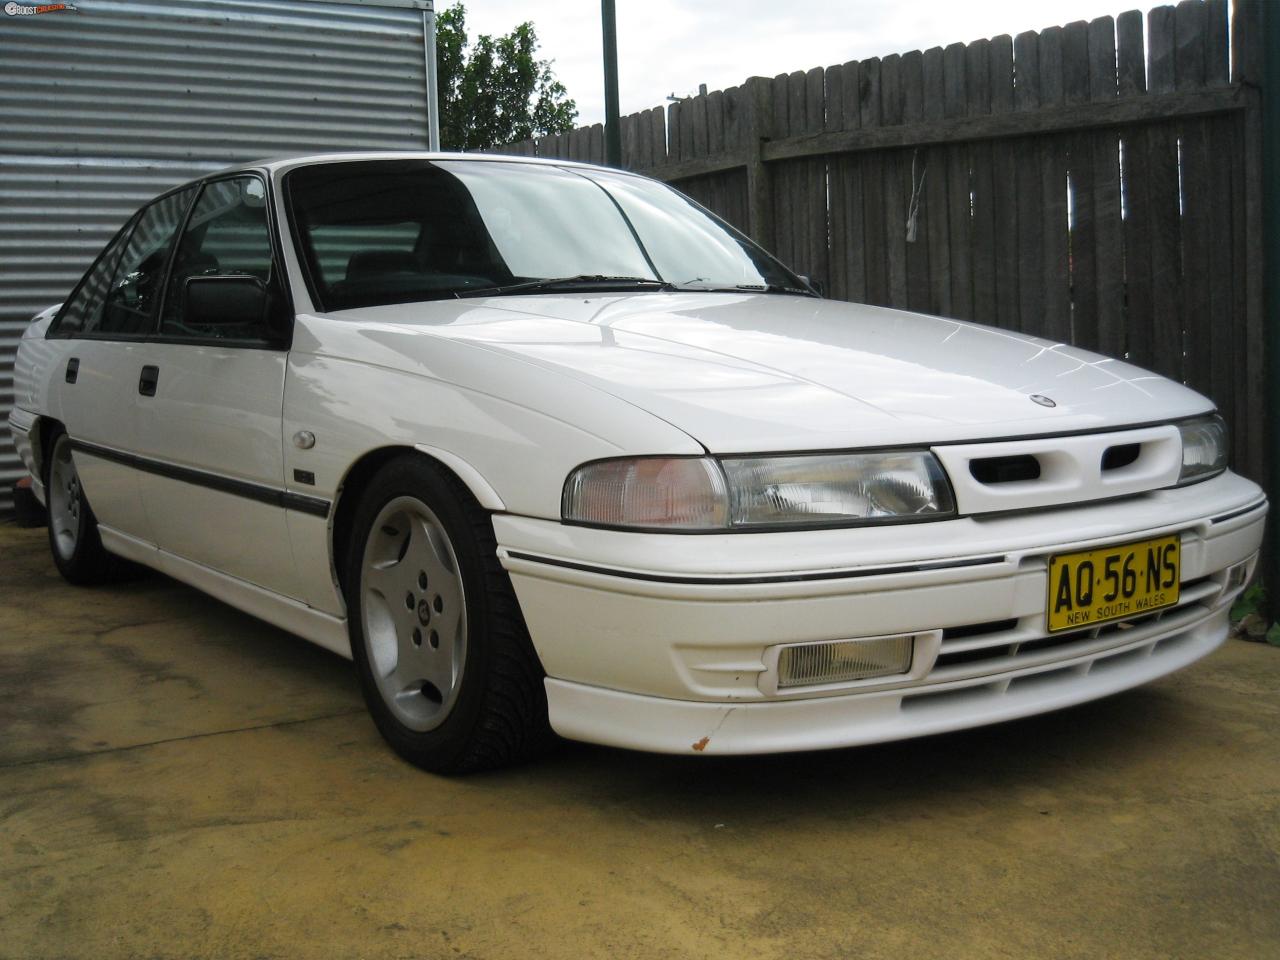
top-left (138, 365), bottom-right (159, 397)
top-left (65, 357), bottom-right (79, 384)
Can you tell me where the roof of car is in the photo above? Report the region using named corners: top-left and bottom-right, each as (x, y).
top-left (224, 151), bottom-right (605, 177)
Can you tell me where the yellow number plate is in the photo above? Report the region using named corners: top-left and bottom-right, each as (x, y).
top-left (1046, 535), bottom-right (1180, 633)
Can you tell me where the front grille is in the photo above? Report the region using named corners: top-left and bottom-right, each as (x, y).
top-left (928, 576), bottom-right (1217, 680)
top-left (933, 425), bottom-right (1183, 515)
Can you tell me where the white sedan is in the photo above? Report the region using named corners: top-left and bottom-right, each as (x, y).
top-left (8, 152), bottom-right (1267, 772)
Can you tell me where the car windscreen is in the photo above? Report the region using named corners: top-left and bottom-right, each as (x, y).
top-left (284, 159), bottom-right (804, 311)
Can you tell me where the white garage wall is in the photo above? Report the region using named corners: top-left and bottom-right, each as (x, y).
top-left (0, 0), bottom-right (434, 514)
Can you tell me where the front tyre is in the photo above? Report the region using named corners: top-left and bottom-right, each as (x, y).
top-left (45, 429), bottom-right (116, 585)
top-left (344, 455), bottom-right (552, 773)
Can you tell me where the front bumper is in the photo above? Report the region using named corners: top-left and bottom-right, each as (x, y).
top-left (495, 470), bottom-right (1266, 754)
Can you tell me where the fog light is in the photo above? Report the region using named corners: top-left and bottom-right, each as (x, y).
top-left (777, 634), bottom-right (915, 688)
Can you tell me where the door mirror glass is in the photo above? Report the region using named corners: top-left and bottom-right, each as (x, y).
top-left (184, 276), bottom-right (267, 329)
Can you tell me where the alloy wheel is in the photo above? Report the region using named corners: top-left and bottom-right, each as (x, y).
top-left (359, 496), bottom-right (468, 732)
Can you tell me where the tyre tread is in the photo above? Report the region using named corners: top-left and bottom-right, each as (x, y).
top-left (45, 429), bottom-right (124, 587)
top-left (345, 455), bottom-right (554, 774)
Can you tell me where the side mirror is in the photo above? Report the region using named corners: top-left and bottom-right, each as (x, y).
top-left (184, 275), bottom-right (267, 329)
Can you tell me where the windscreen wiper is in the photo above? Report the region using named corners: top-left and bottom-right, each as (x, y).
top-left (671, 280), bottom-right (819, 297)
top-left (459, 275), bottom-right (674, 297)
top-left (757, 283), bottom-right (819, 296)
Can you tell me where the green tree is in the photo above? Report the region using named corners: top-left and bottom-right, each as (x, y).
top-left (436, 4), bottom-right (578, 151)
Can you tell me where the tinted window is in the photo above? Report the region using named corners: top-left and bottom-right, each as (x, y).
top-left (288, 161), bottom-right (525, 311)
top-left (308, 221), bottom-right (421, 289)
top-left (94, 188), bottom-right (196, 336)
top-left (289, 160), bottom-right (657, 311)
top-left (162, 176), bottom-right (276, 339)
top-left (53, 212), bottom-right (139, 336)
top-left (443, 162), bottom-right (653, 280)
top-left (286, 159), bottom-right (803, 312)
top-left (582, 169), bottom-right (776, 288)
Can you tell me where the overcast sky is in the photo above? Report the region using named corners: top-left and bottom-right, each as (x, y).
top-left (442, 0), bottom-right (1174, 126)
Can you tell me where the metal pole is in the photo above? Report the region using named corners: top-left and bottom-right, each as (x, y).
top-left (602, 0), bottom-right (621, 166)
top-left (423, 4), bottom-right (441, 151)
top-left (1262, 1), bottom-right (1280, 611)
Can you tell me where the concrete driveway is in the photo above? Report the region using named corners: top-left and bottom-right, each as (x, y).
top-left (2, 521), bottom-right (1278, 960)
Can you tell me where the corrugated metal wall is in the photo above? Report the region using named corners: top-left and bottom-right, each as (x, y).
top-left (0, 0), bottom-right (433, 514)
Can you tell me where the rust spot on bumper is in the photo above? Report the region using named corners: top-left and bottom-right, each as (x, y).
top-left (691, 736), bottom-right (710, 752)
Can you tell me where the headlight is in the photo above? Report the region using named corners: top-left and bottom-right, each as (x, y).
top-left (563, 451), bottom-right (954, 531)
top-left (722, 451), bottom-right (954, 527)
top-left (1178, 414), bottom-right (1228, 484)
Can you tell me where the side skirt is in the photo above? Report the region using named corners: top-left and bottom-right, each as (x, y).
top-left (99, 525), bottom-right (352, 660)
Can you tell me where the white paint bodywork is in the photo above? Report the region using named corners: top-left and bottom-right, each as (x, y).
top-left (6, 152), bottom-right (1268, 756)
top-left (312, 291), bottom-right (1212, 457)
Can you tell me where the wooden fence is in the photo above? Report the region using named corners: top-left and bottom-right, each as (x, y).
top-left (492, 0), bottom-right (1265, 489)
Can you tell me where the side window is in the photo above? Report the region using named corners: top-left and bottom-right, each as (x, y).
top-left (162, 176), bottom-right (275, 339)
top-left (53, 212), bottom-right (139, 336)
top-left (93, 188), bottom-right (196, 337)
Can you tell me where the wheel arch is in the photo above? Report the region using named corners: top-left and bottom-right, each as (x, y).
top-left (34, 415), bottom-right (65, 485)
top-left (329, 444), bottom-right (504, 595)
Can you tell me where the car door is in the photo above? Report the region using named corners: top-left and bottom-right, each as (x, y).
top-left (51, 188), bottom-right (198, 543)
top-left (128, 173), bottom-right (303, 601)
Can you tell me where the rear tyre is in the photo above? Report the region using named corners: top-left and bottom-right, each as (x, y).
top-left (12, 479), bottom-right (47, 528)
top-left (344, 454), bottom-right (552, 773)
top-left (45, 429), bottom-right (116, 585)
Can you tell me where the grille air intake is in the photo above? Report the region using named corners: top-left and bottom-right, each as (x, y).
top-left (969, 455), bottom-right (1041, 485)
top-left (1101, 443), bottom-right (1141, 471)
